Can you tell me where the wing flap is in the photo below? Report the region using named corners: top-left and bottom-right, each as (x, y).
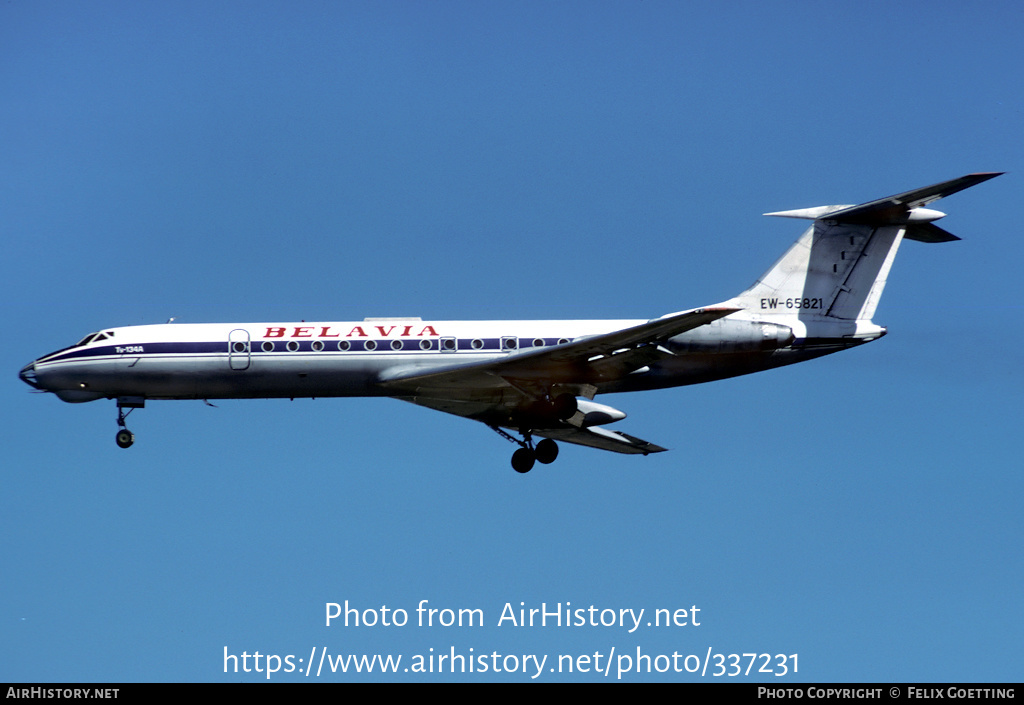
top-left (535, 426), bottom-right (667, 455)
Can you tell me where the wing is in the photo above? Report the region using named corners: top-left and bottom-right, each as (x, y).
top-left (378, 306), bottom-right (738, 397)
top-left (395, 394), bottom-right (668, 455)
top-left (379, 306), bottom-right (738, 455)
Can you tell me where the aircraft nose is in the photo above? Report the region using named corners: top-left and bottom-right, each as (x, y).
top-left (19, 361), bottom-right (40, 389)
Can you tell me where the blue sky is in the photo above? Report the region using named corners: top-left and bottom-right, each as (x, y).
top-left (2, 1), bottom-right (1021, 682)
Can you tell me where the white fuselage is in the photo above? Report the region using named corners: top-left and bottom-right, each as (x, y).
top-left (24, 318), bottom-right (643, 402)
top-left (21, 313), bottom-right (855, 406)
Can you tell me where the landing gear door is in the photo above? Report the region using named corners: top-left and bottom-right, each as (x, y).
top-left (228, 329), bottom-right (251, 370)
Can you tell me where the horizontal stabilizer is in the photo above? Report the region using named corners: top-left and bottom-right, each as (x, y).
top-left (822, 172), bottom-right (1002, 224)
top-left (765, 172), bottom-right (1002, 231)
top-left (904, 222), bottom-right (960, 243)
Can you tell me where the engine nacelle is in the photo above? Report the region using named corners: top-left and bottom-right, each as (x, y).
top-left (575, 399), bottom-right (627, 427)
top-left (666, 319), bottom-right (794, 353)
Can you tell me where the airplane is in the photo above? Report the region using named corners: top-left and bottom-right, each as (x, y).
top-left (19, 173), bottom-right (1000, 472)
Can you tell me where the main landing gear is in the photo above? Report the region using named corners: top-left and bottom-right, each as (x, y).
top-left (490, 392), bottom-right (577, 473)
top-left (114, 397), bottom-right (144, 449)
top-left (491, 426), bottom-right (560, 473)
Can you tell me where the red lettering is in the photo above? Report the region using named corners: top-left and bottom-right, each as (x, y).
top-left (265, 327), bottom-right (286, 338)
top-left (418, 326), bottom-right (438, 337)
top-left (401, 325), bottom-right (413, 336)
top-left (293, 327), bottom-right (313, 337)
top-left (346, 327), bottom-right (368, 337)
top-left (319, 326), bottom-right (340, 338)
top-left (375, 326), bottom-right (396, 337)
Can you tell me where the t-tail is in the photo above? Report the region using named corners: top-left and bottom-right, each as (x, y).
top-left (723, 173), bottom-right (1002, 342)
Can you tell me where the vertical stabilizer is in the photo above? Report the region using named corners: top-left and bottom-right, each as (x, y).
top-left (730, 220), bottom-right (904, 321)
top-left (725, 173), bottom-right (1001, 325)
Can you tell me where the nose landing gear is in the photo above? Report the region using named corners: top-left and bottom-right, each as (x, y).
top-left (114, 397), bottom-right (145, 449)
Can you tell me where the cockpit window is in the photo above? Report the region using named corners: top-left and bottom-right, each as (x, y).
top-left (71, 330), bottom-right (115, 347)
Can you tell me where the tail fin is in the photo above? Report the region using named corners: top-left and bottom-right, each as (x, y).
top-left (727, 173), bottom-right (1001, 324)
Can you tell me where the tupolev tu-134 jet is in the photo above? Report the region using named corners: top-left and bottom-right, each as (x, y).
top-left (20, 173), bottom-right (1000, 472)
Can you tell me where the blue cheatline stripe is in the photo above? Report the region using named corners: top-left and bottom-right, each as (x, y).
top-left (41, 342), bottom-right (224, 363)
top-left (39, 337), bottom-right (571, 363)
